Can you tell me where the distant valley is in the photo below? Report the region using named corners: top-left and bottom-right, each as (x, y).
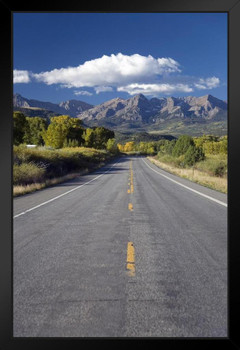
top-left (13, 93), bottom-right (227, 137)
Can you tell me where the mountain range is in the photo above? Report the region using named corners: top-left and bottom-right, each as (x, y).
top-left (13, 93), bottom-right (93, 118)
top-left (13, 93), bottom-right (227, 136)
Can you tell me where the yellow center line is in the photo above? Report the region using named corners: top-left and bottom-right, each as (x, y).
top-left (126, 163), bottom-right (135, 276)
top-left (128, 203), bottom-right (133, 211)
top-left (128, 159), bottom-right (134, 206)
top-left (128, 160), bottom-right (134, 194)
top-left (126, 242), bottom-right (135, 276)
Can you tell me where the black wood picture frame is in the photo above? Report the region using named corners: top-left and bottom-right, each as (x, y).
top-left (0, 1), bottom-right (239, 348)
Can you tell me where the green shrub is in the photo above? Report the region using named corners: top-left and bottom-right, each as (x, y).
top-left (63, 138), bottom-right (80, 148)
top-left (162, 140), bottom-right (176, 155)
top-left (106, 138), bottom-right (119, 154)
top-left (195, 155), bottom-right (227, 177)
top-left (183, 145), bottom-right (205, 166)
top-left (13, 146), bottom-right (113, 186)
top-left (13, 162), bottom-right (45, 185)
top-left (172, 135), bottom-right (194, 157)
top-left (157, 153), bottom-right (184, 167)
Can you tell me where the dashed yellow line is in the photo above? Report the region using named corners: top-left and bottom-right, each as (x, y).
top-left (128, 203), bottom-right (133, 211)
top-left (126, 242), bottom-right (135, 276)
top-left (128, 160), bottom-right (134, 194)
top-left (126, 162), bottom-right (135, 276)
top-left (128, 160), bottom-right (134, 209)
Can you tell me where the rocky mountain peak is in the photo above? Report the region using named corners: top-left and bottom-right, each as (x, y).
top-left (13, 93), bottom-right (30, 108)
top-left (127, 93), bottom-right (152, 110)
top-left (131, 93), bottom-right (149, 102)
top-left (14, 93), bottom-right (227, 134)
top-left (195, 94), bottom-right (227, 110)
top-left (13, 93), bottom-right (93, 117)
top-left (134, 93), bottom-right (147, 99)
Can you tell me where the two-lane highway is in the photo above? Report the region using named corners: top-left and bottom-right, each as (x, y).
top-left (13, 156), bottom-right (227, 337)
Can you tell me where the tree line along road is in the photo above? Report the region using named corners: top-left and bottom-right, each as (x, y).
top-left (13, 156), bottom-right (227, 337)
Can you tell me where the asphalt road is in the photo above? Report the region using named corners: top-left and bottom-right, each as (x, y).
top-left (13, 156), bottom-right (227, 337)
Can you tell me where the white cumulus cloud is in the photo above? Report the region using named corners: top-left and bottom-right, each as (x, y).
top-left (14, 55), bottom-right (222, 98)
top-left (13, 70), bottom-right (31, 83)
top-left (117, 83), bottom-right (193, 96)
top-left (74, 90), bottom-right (93, 96)
top-left (194, 76), bottom-right (220, 90)
top-left (94, 86), bottom-right (113, 94)
top-left (33, 53), bottom-right (181, 88)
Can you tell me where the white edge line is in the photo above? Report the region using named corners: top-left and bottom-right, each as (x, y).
top-left (14, 160), bottom-right (119, 219)
top-left (142, 158), bottom-right (227, 207)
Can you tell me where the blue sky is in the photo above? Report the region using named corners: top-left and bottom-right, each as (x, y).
top-left (13, 13), bottom-right (227, 105)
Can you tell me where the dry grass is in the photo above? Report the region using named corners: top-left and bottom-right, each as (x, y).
top-left (13, 169), bottom-right (89, 197)
top-left (13, 144), bottom-right (113, 197)
top-left (14, 183), bottom-right (45, 196)
top-left (148, 157), bottom-right (227, 193)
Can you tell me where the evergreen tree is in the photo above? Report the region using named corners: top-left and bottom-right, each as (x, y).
top-left (93, 127), bottom-right (115, 149)
top-left (13, 112), bottom-right (28, 145)
top-left (172, 135), bottom-right (194, 157)
top-left (184, 145), bottom-right (205, 166)
top-left (24, 117), bottom-right (47, 145)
